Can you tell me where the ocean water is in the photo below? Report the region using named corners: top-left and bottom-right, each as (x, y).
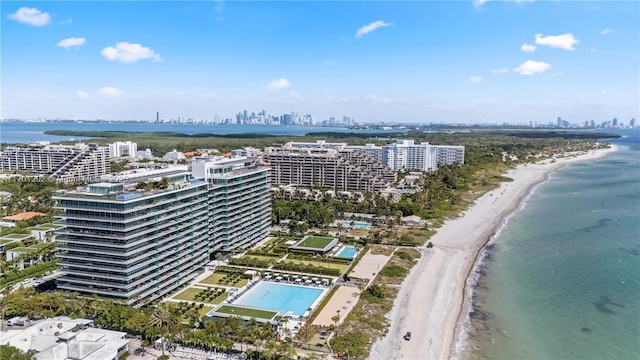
top-left (0, 122), bottom-right (397, 144)
top-left (459, 129), bottom-right (640, 360)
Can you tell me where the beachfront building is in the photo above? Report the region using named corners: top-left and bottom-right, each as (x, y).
top-left (108, 141), bottom-right (137, 158)
top-left (285, 140), bottom-right (464, 172)
top-left (0, 143), bottom-right (109, 181)
top-left (53, 157), bottom-right (271, 305)
top-left (263, 145), bottom-right (396, 192)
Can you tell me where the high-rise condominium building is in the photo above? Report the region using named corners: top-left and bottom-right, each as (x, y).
top-left (263, 145), bottom-right (395, 191)
top-left (0, 143), bottom-right (109, 181)
top-left (349, 140), bottom-right (464, 172)
top-left (54, 157), bottom-right (270, 306)
top-left (108, 141), bottom-right (138, 158)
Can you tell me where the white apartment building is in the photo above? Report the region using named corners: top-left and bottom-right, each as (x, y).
top-left (0, 143), bottom-right (109, 181)
top-left (108, 141), bottom-right (138, 157)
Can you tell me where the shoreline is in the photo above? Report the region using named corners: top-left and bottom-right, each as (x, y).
top-left (369, 145), bottom-right (618, 360)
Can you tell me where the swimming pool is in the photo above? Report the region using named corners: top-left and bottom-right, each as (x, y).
top-left (340, 220), bottom-right (371, 229)
top-left (234, 282), bottom-right (325, 316)
top-left (336, 246), bottom-right (357, 259)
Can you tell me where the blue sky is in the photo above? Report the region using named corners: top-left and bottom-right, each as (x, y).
top-left (2, 1), bottom-right (638, 124)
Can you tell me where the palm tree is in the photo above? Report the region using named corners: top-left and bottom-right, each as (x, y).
top-left (331, 314), bottom-right (340, 329)
top-left (149, 305), bottom-right (172, 357)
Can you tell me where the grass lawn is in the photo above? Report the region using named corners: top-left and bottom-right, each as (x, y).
top-left (31, 243), bottom-right (51, 249)
top-left (199, 306), bottom-right (214, 317)
top-left (34, 224), bottom-right (62, 230)
top-left (199, 273), bottom-right (248, 288)
top-left (239, 255), bottom-right (282, 263)
top-left (0, 240), bottom-right (13, 245)
top-left (174, 287), bottom-right (202, 301)
top-left (199, 273), bottom-right (227, 285)
top-left (10, 247), bottom-right (38, 254)
top-left (296, 236), bottom-right (335, 249)
top-left (215, 305), bottom-right (278, 320)
top-left (1, 234), bottom-right (32, 240)
top-left (174, 288), bottom-right (229, 304)
top-left (283, 259), bottom-right (348, 273)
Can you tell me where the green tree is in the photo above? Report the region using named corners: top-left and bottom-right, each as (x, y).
top-left (149, 305), bottom-right (173, 357)
top-left (0, 344), bottom-right (34, 360)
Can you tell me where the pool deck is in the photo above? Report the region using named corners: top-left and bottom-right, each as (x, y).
top-left (348, 249), bottom-right (392, 280)
top-left (312, 285), bottom-right (361, 327)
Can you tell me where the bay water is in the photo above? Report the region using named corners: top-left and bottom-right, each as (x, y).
top-left (459, 129), bottom-right (640, 359)
top-left (0, 122), bottom-right (395, 144)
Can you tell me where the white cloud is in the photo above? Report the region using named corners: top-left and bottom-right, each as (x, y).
top-left (601, 28), bottom-right (613, 35)
top-left (322, 60), bottom-right (338, 65)
top-left (355, 20), bottom-right (391, 38)
top-left (513, 60), bottom-right (551, 75)
top-left (473, 0), bottom-right (489, 8)
top-left (57, 37), bottom-right (86, 49)
top-left (97, 87), bottom-right (123, 97)
top-left (59, 18), bottom-right (72, 25)
top-left (521, 43), bottom-right (537, 52)
top-left (76, 91), bottom-right (90, 99)
top-left (8, 7), bottom-right (51, 26)
top-left (492, 68), bottom-right (509, 74)
top-left (265, 78), bottom-right (291, 90)
top-left (101, 42), bottom-right (162, 63)
top-left (535, 33), bottom-right (579, 51)
top-left (469, 76), bottom-right (483, 83)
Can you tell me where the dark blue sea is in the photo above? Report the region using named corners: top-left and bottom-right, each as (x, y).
top-left (458, 128), bottom-right (640, 359)
top-left (0, 122), bottom-right (398, 144)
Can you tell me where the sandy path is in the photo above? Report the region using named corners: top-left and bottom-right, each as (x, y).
top-left (369, 146), bottom-right (617, 360)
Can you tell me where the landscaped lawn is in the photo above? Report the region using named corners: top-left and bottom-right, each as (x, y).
top-left (282, 259), bottom-right (348, 273)
top-left (297, 236), bottom-right (335, 249)
top-left (174, 287), bottom-right (229, 304)
top-left (34, 224), bottom-right (62, 230)
top-left (174, 287), bottom-right (202, 301)
top-left (200, 273), bottom-right (227, 285)
top-left (239, 255), bottom-right (282, 263)
top-left (2, 234), bottom-right (32, 239)
top-left (208, 292), bottom-right (229, 304)
top-left (215, 305), bottom-right (278, 320)
top-left (199, 273), bottom-right (248, 288)
top-left (198, 306), bottom-right (214, 317)
top-left (0, 240), bottom-right (13, 245)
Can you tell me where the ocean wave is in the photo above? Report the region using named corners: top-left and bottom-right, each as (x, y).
top-left (453, 174), bottom-right (548, 359)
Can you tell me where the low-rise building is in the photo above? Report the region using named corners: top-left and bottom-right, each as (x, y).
top-left (0, 317), bottom-right (128, 360)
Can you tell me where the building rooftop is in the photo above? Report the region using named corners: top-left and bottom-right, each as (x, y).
top-left (1, 317), bottom-right (127, 360)
top-left (2, 212), bottom-right (47, 221)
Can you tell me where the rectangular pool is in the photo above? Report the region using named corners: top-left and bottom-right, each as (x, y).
top-left (234, 282), bottom-right (325, 316)
top-left (336, 246), bottom-right (357, 259)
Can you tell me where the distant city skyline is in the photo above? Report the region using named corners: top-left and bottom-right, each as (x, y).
top-left (2, 1), bottom-right (639, 123)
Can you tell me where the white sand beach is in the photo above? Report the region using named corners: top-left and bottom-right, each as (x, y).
top-left (369, 146), bottom-right (618, 360)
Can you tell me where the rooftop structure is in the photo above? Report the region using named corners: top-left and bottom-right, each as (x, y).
top-left (0, 143), bottom-right (109, 181)
top-left (289, 235), bottom-right (339, 253)
top-left (0, 317), bottom-right (128, 360)
top-left (53, 158), bottom-right (270, 305)
top-left (2, 211), bottom-right (47, 223)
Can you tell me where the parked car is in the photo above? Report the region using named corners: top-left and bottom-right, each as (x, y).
top-left (22, 279), bottom-right (31, 285)
top-left (404, 331), bottom-right (412, 341)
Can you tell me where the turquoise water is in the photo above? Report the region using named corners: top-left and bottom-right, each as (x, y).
top-left (340, 220), bottom-right (371, 229)
top-left (234, 282), bottom-right (324, 316)
top-left (460, 129), bottom-right (640, 359)
top-left (336, 246), bottom-right (358, 259)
